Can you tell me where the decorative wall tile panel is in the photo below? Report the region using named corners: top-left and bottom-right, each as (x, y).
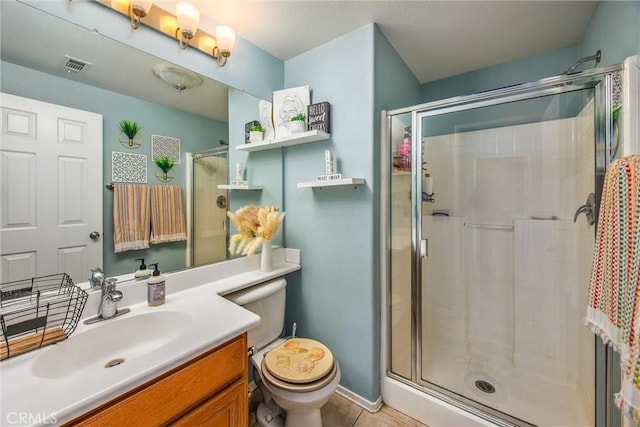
top-left (151, 134), bottom-right (181, 164)
top-left (111, 152), bottom-right (147, 183)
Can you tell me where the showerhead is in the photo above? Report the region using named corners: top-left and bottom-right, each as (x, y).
top-left (566, 50), bottom-right (602, 75)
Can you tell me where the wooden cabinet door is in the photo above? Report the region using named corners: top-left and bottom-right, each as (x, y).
top-left (171, 379), bottom-right (247, 427)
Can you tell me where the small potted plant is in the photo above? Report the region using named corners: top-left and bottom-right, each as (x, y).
top-left (154, 156), bottom-right (175, 181)
top-left (118, 120), bottom-right (141, 147)
top-left (249, 123), bottom-right (265, 143)
top-left (290, 113), bottom-right (307, 134)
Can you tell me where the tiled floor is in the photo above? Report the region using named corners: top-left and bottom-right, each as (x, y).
top-left (249, 388), bottom-right (428, 427)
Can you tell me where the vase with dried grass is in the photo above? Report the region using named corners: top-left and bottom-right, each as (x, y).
top-left (227, 205), bottom-right (285, 272)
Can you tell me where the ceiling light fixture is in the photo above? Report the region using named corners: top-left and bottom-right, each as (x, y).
top-left (213, 26), bottom-right (235, 67)
top-left (128, 0), bottom-right (153, 29)
top-left (175, 2), bottom-right (200, 49)
top-left (97, 0), bottom-right (236, 67)
top-left (152, 64), bottom-right (203, 92)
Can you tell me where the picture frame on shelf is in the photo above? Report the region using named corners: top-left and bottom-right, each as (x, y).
top-left (308, 102), bottom-right (330, 133)
top-left (273, 85), bottom-right (310, 138)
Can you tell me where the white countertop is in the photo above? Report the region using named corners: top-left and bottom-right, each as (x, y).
top-left (0, 248), bottom-right (301, 426)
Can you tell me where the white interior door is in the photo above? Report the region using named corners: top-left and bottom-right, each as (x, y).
top-left (1, 93), bottom-right (103, 285)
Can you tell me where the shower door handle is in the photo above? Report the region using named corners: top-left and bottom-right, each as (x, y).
top-left (420, 239), bottom-right (428, 258)
top-left (573, 193), bottom-right (596, 226)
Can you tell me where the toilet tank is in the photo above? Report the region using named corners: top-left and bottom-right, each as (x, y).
top-left (224, 278), bottom-right (286, 350)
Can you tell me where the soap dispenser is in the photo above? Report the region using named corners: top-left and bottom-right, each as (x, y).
top-left (147, 263), bottom-right (165, 306)
top-left (134, 258), bottom-right (152, 280)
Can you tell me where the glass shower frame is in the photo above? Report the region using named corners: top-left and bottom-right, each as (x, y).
top-left (384, 65), bottom-right (622, 426)
top-left (189, 147), bottom-right (229, 267)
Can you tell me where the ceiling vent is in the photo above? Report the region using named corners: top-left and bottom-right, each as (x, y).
top-left (63, 55), bottom-right (92, 73)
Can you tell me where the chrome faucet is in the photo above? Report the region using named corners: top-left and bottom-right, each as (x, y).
top-left (88, 267), bottom-right (105, 289)
top-left (84, 276), bottom-right (130, 325)
top-left (99, 278), bottom-right (123, 319)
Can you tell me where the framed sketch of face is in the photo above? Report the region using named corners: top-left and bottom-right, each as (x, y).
top-left (273, 85), bottom-right (310, 138)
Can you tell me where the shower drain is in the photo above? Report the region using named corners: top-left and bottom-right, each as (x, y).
top-left (475, 380), bottom-right (496, 394)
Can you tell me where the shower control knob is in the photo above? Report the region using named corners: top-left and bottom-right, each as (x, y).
top-left (265, 414), bottom-right (273, 423)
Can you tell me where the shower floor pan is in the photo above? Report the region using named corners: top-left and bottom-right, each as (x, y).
top-left (420, 339), bottom-right (591, 426)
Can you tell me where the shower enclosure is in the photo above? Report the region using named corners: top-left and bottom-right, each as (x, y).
top-left (186, 148), bottom-right (229, 267)
top-left (384, 66), bottom-right (622, 426)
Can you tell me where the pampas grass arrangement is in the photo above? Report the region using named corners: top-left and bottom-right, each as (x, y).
top-left (228, 205), bottom-right (285, 255)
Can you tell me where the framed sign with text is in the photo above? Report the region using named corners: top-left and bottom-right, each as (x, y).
top-left (307, 102), bottom-right (330, 133)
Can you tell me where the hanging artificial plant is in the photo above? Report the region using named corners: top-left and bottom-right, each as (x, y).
top-left (154, 156), bottom-right (175, 181)
top-left (118, 120), bottom-right (141, 147)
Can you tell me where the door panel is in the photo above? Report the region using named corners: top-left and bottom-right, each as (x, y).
top-left (1, 93), bottom-right (102, 284)
top-left (417, 90), bottom-right (596, 426)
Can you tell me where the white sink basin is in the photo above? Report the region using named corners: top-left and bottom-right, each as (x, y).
top-left (31, 310), bottom-right (193, 379)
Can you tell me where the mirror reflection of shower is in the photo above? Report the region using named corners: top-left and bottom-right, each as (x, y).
top-left (186, 146), bottom-right (229, 268)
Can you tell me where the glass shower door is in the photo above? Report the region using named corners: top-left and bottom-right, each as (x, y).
top-left (417, 90), bottom-right (597, 426)
top-left (192, 152), bottom-right (228, 266)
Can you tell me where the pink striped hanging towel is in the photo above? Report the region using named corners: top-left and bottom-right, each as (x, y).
top-left (112, 183), bottom-right (151, 253)
top-left (149, 185), bottom-right (187, 244)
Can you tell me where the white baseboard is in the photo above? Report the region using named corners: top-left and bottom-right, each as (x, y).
top-left (336, 385), bottom-right (383, 413)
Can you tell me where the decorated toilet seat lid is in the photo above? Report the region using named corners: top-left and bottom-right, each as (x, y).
top-left (261, 358), bottom-right (338, 392)
top-left (264, 338), bottom-right (334, 384)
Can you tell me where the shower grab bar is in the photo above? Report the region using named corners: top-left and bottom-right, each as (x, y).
top-left (464, 223), bottom-right (514, 231)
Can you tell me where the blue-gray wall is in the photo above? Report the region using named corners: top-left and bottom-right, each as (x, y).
top-left (421, 2), bottom-right (640, 103)
top-left (227, 88), bottom-right (285, 246)
top-left (281, 24), bottom-right (420, 402)
top-left (581, 1), bottom-right (640, 67)
top-left (1, 61), bottom-right (227, 276)
top-left (421, 45), bottom-right (580, 102)
top-left (283, 24), bottom-right (378, 401)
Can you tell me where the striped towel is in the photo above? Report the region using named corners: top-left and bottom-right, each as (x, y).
top-left (113, 183), bottom-right (151, 253)
top-left (585, 155), bottom-right (640, 422)
top-left (149, 185), bottom-right (187, 244)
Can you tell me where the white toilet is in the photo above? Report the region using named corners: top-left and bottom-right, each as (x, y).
top-left (225, 278), bottom-right (341, 427)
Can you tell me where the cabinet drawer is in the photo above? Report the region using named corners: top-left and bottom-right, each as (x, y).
top-left (67, 333), bottom-right (247, 426)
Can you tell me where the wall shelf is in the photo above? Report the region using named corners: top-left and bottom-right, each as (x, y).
top-left (236, 130), bottom-right (330, 152)
top-left (217, 184), bottom-right (263, 190)
top-left (297, 178), bottom-right (366, 188)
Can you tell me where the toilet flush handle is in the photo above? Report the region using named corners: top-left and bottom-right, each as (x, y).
top-left (248, 346), bottom-right (257, 357)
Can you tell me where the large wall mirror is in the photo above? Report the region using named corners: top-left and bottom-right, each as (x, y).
top-left (0, 0), bottom-right (283, 285)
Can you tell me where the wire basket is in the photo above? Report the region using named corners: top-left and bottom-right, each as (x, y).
top-left (0, 273), bottom-right (88, 361)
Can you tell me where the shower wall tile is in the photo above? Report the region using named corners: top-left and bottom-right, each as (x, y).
top-left (465, 226), bottom-right (514, 360)
top-left (422, 216), bottom-right (465, 350)
top-left (513, 219), bottom-right (580, 384)
top-left (513, 126), bottom-right (536, 155)
top-left (494, 127), bottom-right (515, 154)
top-left (465, 155), bottom-right (527, 225)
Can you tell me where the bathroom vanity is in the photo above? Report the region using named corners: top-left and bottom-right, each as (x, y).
top-left (66, 333), bottom-right (248, 426)
top-left (0, 248), bottom-right (300, 426)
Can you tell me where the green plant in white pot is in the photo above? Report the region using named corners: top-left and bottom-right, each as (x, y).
top-left (290, 113), bottom-right (307, 134)
top-left (249, 123), bottom-right (265, 143)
